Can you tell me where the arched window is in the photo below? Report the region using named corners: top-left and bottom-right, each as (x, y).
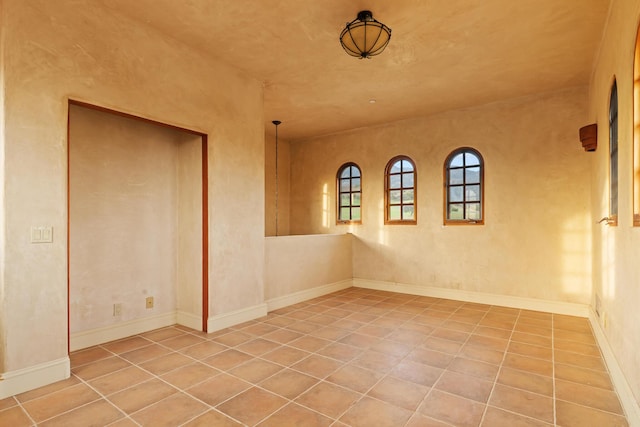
top-left (444, 147), bottom-right (484, 224)
top-left (337, 163), bottom-right (362, 223)
top-left (384, 156), bottom-right (416, 224)
top-left (635, 28), bottom-right (640, 225)
top-left (610, 79), bottom-right (618, 225)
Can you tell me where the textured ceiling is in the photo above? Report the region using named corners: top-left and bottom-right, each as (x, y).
top-left (100, 0), bottom-right (611, 141)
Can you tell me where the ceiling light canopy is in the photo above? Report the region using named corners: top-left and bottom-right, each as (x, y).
top-left (340, 10), bottom-right (391, 59)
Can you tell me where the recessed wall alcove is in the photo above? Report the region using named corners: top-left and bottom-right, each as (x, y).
top-left (67, 101), bottom-right (208, 351)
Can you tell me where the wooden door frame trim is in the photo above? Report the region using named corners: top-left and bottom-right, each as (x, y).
top-left (66, 99), bottom-right (210, 355)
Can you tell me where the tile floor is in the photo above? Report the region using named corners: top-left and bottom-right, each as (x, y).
top-left (0, 288), bottom-right (630, 426)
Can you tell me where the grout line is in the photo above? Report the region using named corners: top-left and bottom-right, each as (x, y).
top-left (71, 335), bottom-right (232, 426)
top-left (478, 307), bottom-right (521, 426)
top-left (13, 289), bottom-right (627, 426)
top-left (13, 398), bottom-right (37, 426)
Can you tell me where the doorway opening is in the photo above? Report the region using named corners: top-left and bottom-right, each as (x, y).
top-left (67, 100), bottom-right (209, 352)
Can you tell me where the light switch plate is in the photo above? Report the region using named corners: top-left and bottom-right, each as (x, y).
top-left (30, 226), bottom-right (53, 243)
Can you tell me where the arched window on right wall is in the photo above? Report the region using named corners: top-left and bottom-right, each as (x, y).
top-left (634, 27), bottom-right (640, 225)
top-left (444, 147), bottom-right (484, 225)
top-left (609, 79), bottom-right (619, 226)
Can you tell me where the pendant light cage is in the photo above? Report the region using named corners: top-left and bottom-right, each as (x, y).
top-left (340, 10), bottom-right (392, 59)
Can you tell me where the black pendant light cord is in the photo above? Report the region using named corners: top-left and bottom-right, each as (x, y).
top-left (272, 120), bottom-right (281, 236)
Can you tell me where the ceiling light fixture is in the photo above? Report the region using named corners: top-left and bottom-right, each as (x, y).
top-left (340, 10), bottom-right (391, 59)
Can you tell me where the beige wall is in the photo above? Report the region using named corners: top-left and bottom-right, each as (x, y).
top-left (265, 132), bottom-right (291, 236)
top-left (265, 234), bottom-right (352, 301)
top-left (588, 0), bottom-right (640, 408)
top-left (69, 105), bottom-right (202, 335)
top-left (1, 0), bottom-right (264, 374)
top-left (176, 133), bottom-right (203, 319)
top-left (0, 0), bottom-right (5, 373)
top-left (291, 87), bottom-right (592, 304)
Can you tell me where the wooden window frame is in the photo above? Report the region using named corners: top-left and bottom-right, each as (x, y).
top-left (384, 155), bottom-right (417, 225)
top-left (609, 79), bottom-right (619, 226)
top-left (336, 162), bottom-right (363, 224)
top-left (634, 27), bottom-right (640, 225)
top-left (443, 147), bottom-right (484, 225)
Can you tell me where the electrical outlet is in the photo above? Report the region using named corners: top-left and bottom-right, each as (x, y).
top-left (113, 303), bottom-right (122, 316)
top-left (30, 226), bottom-right (53, 243)
top-left (145, 296), bottom-right (154, 309)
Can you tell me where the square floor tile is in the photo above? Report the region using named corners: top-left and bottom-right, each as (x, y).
top-left (260, 368), bottom-right (318, 399)
top-left (21, 383), bottom-right (100, 422)
top-left (555, 399), bottom-right (628, 427)
top-left (39, 399), bottom-right (123, 427)
top-left (186, 373), bottom-right (250, 406)
top-left (109, 378), bottom-right (177, 414)
top-left (339, 396), bottom-right (413, 427)
top-left (295, 381), bottom-right (361, 419)
top-left (217, 387), bottom-right (287, 426)
top-left (434, 370), bottom-right (493, 403)
top-left (368, 376), bottom-right (429, 410)
top-left (419, 390), bottom-right (485, 427)
top-left (258, 402), bottom-right (333, 427)
top-left (131, 392), bottom-right (208, 427)
top-left (489, 384), bottom-right (553, 423)
top-left (326, 364), bottom-right (383, 393)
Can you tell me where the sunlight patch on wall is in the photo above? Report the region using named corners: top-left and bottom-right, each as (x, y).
top-left (601, 226), bottom-right (617, 300)
top-left (377, 198), bottom-right (387, 246)
top-left (322, 183), bottom-right (329, 229)
top-left (560, 212), bottom-right (592, 301)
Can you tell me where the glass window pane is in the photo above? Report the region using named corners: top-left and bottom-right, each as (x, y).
top-left (449, 186), bottom-right (463, 202)
top-left (466, 185), bottom-right (480, 202)
top-left (465, 152), bottom-right (480, 166)
top-left (350, 166), bottom-right (360, 178)
top-left (352, 193), bottom-right (361, 206)
top-left (466, 167), bottom-right (480, 184)
top-left (610, 82), bottom-right (618, 217)
top-left (352, 207), bottom-right (361, 220)
top-left (390, 190), bottom-right (401, 204)
top-left (389, 174), bottom-right (401, 189)
top-left (448, 203), bottom-right (464, 219)
top-left (402, 172), bottom-right (414, 188)
top-left (352, 177), bottom-right (361, 191)
top-left (340, 194), bottom-right (351, 207)
top-left (341, 168), bottom-right (351, 178)
top-left (340, 179), bottom-right (350, 192)
top-left (401, 160), bottom-right (414, 172)
top-left (389, 205), bottom-right (401, 220)
top-left (445, 150), bottom-right (483, 223)
top-left (466, 203), bottom-right (481, 220)
top-left (402, 189), bottom-right (414, 203)
top-left (402, 205), bottom-right (414, 220)
top-left (390, 161), bottom-right (402, 173)
top-left (449, 169), bottom-right (463, 185)
top-left (340, 207), bottom-right (350, 220)
top-left (450, 153), bottom-right (464, 167)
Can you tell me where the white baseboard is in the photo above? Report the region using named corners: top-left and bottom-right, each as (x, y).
top-left (589, 310), bottom-right (640, 426)
top-left (0, 357), bottom-right (70, 400)
top-left (353, 278), bottom-right (590, 317)
top-left (176, 311), bottom-right (202, 331)
top-left (207, 303), bottom-right (268, 333)
top-left (266, 279), bottom-right (353, 312)
top-left (70, 312), bottom-right (177, 351)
